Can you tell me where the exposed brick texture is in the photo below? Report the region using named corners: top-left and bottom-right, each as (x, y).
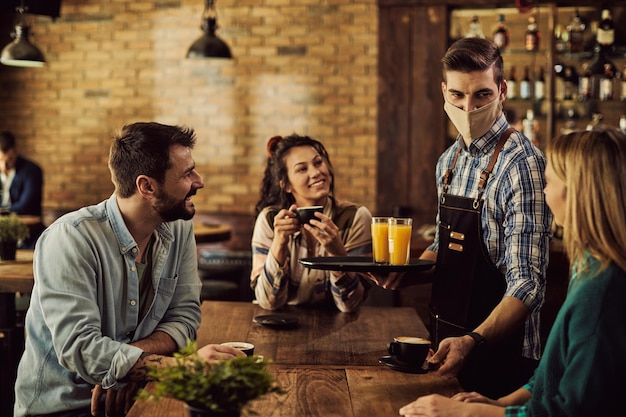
top-left (0, 0), bottom-right (378, 215)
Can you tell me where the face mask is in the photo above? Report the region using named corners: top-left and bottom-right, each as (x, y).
top-left (444, 96), bottom-right (502, 141)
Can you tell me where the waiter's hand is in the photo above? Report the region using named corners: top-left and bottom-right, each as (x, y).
top-left (366, 271), bottom-right (406, 290)
top-left (427, 335), bottom-right (475, 379)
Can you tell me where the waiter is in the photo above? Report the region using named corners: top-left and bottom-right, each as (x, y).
top-left (370, 38), bottom-right (552, 398)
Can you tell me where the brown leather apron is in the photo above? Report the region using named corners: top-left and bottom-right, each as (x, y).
top-left (429, 128), bottom-right (526, 397)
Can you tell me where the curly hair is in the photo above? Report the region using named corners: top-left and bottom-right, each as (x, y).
top-left (254, 134), bottom-right (335, 215)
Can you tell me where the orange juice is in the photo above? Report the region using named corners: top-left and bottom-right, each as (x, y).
top-left (371, 218), bottom-right (389, 264)
top-left (388, 218), bottom-right (412, 265)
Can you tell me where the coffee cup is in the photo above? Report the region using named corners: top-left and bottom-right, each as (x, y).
top-left (387, 336), bottom-right (430, 367)
top-left (295, 206), bottom-right (323, 224)
top-left (220, 341), bottom-right (255, 356)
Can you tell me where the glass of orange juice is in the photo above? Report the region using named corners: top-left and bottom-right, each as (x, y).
top-left (371, 217), bottom-right (390, 264)
top-left (388, 217), bottom-right (412, 265)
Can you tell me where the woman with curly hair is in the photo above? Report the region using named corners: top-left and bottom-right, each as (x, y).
top-left (251, 134), bottom-right (372, 312)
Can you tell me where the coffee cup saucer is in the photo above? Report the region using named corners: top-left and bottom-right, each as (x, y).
top-left (378, 355), bottom-right (427, 374)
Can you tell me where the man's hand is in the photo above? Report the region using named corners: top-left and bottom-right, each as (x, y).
top-left (427, 335), bottom-right (475, 379)
top-left (197, 343), bottom-right (246, 361)
top-left (91, 382), bottom-right (139, 417)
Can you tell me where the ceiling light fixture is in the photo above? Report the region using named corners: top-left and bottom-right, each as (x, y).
top-left (186, 0), bottom-right (232, 59)
top-left (1, 0), bottom-right (46, 68)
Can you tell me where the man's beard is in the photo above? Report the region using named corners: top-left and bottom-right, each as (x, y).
top-left (154, 188), bottom-right (197, 222)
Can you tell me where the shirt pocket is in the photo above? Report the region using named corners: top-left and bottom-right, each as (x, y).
top-left (150, 275), bottom-right (178, 321)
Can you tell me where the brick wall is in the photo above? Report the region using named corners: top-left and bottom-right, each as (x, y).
top-left (0, 0), bottom-right (378, 215)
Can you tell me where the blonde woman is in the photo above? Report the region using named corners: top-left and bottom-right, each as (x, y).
top-left (399, 126), bottom-right (626, 417)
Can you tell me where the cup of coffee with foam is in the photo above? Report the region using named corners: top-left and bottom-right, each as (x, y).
top-left (220, 341), bottom-right (255, 356)
top-left (387, 336), bottom-right (430, 367)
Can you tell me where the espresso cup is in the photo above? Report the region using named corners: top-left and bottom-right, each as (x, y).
top-left (220, 341), bottom-right (255, 356)
top-left (387, 336), bottom-right (430, 366)
top-left (295, 206), bottom-right (323, 224)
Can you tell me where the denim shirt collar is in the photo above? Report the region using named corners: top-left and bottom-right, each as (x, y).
top-left (105, 193), bottom-right (175, 255)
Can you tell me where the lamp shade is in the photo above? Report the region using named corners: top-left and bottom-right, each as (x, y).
top-left (1, 24), bottom-right (45, 67)
top-left (186, 16), bottom-right (232, 59)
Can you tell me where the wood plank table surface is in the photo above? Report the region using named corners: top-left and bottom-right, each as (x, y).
top-left (126, 301), bottom-right (462, 417)
top-left (0, 249), bottom-right (35, 293)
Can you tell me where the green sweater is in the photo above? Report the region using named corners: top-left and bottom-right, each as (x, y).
top-left (507, 255), bottom-right (626, 416)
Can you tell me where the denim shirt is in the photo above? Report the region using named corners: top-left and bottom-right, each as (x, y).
top-left (14, 194), bottom-right (202, 416)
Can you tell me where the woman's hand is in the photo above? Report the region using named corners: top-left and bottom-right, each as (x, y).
top-left (272, 205), bottom-right (301, 246)
top-left (304, 211), bottom-right (347, 257)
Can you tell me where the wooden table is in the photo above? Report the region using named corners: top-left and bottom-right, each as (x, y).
top-left (193, 222), bottom-right (232, 244)
top-left (0, 250), bottom-right (33, 417)
top-left (126, 301), bottom-right (462, 417)
top-left (0, 250), bottom-right (34, 328)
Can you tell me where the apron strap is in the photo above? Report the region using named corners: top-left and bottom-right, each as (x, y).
top-left (476, 127), bottom-right (516, 196)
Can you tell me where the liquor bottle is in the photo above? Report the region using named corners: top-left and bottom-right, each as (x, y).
top-left (588, 45), bottom-right (617, 100)
top-left (520, 66), bottom-right (532, 99)
top-left (525, 15), bottom-right (540, 52)
top-left (566, 8), bottom-right (586, 53)
top-left (586, 113), bottom-right (603, 131)
top-left (578, 64), bottom-right (592, 101)
top-left (600, 63), bottom-right (615, 101)
top-left (466, 16), bottom-right (485, 39)
top-left (507, 66), bottom-right (517, 99)
top-left (535, 67), bottom-right (546, 100)
top-left (563, 66), bottom-right (577, 100)
top-left (493, 14), bottom-right (509, 50)
top-left (621, 67), bottom-right (626, 101)
top-left (522, 109), bottom-right (539, 146)
top-left (620, 115), bottom-right (626, 133)
top-left (596, 9), bottom-right (615, 51)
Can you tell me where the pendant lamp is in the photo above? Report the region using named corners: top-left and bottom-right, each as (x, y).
top-left (1, 1), bottom-right (46, 68)
top-left (186, 0), bottom-right (232, 59)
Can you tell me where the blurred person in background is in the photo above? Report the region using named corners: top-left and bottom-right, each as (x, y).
top-left (0, 131), bottom-right (44, 248)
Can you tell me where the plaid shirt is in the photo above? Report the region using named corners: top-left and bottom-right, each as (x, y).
top-left (427, 114), bottom-right (552, 360)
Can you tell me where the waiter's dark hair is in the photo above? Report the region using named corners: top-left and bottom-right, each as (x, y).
top-left (441, 37), bottom-right (504, 86)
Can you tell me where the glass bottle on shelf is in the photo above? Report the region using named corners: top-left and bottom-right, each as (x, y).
top-left (566, 8), bottom-right (586, 53)
top-left (507, 66), bottom-right (517, 100)
top-left (620, 115), bottom-right (626, 133)
top-left (522, 109), bottom-right (539, 146)
top-left (535, 66), bottom-right (545, 101)
top-left (596, 8), bottom-right (615, 51)
top-left (520, 66), bottom-right (532, 99)
top-left (588, 45), bottom-right (617, 100)
top-left (600, 64), bottom-right (615, 101)
top-left (621, 67), bottom-right (626, 101)
top-left (554, 24), bottom-right (567, 53)
top-left (578, 63), bottom-right (591, 101)
top-left (525, 15), bottom-right (540, 52)
top-left (466, 16), bottom-right (485, 39)
top-left (493, 14), bottom-right (509, 51)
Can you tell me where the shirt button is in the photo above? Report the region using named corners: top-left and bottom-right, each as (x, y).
top-left (130, 300), bottom-right (137, 306)
top-left (131, 266), bottom-right (136, 272)
top-left (121, 246), bottom-right (126, 251)
top-left (132, 248), bottom-right (138, 254)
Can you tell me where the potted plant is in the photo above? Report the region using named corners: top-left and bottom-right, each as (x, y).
top-left (138, 341), bottom-right (283, 417)
top-left (0, 213), bottom-right (29, 260)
